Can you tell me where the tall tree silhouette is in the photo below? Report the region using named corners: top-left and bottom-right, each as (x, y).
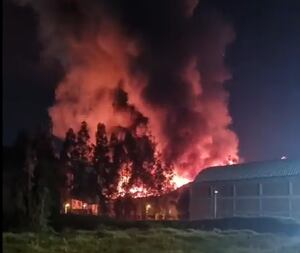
top-left (31, 124), bottom-right (60, 229)
top-left (13, 131), bottom-right (35, 228)
top-left (110, 128), bottom-right (127, 194)
top-left (93, 123), bottom-right (112, 214)
top-left (60, 128), bottom-right (76, 208)
top-left (73, 121), bottom-right (95, 202)
top-left (153, 152), bottom-right (174, 195)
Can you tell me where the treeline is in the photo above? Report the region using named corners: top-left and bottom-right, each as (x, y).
top-left (61, 121), bottom-right (174, 213)
top-left (3, 125), bottom-right (60, 231)
top-left (3, 121), bottom-right (174, 231)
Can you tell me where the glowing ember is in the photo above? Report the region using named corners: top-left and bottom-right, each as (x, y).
top-left (117, 184), bottom-right (151, 198)
top-left (116, 164), bottom-right (153, 198)
top-left (128, 186), bottom-right (149, 198)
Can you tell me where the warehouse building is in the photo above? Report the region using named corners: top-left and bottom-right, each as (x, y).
top-left (190, 159), bottom-right (300, 220)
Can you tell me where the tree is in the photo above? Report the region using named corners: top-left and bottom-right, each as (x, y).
top-left (119, 128), bottom-right (154, 193)
top-left (93, 123), bottom-right (111, 215)
top-left (6, 124), bottom-right (61, 231)
top-left (4, 131), bottom-right (34, 229)
top-left (75, 121), bottom-right (92, 162)
top-left (59, 128), bottom-right (77, 209)
top-left (109, 125), bottom-right (175, 199)
top-left (72, 121), bottom-right (95, 203)
top-left (153, 155), bottom-right (165, 194)
top-left (29, 124), bottom-right (60, 230)
top-left (127, 129), bottom-right (174, 196)
top-left (109, 129), bottom-right (126, 197)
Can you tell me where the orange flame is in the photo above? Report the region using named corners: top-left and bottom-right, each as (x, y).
top-left (46, 10), bottom-right (240, 187)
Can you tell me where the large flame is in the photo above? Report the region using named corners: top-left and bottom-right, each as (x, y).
top-left (22, 0), bottom-right (240, 190)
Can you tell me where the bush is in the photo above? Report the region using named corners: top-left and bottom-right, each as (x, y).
top-left (51, 215), bottom-right (300, 236)
top-left (3, 228), bottom-right (300, 253)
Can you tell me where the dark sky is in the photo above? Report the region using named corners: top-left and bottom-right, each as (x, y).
top-left (3, 0), bottom-right (300, 162)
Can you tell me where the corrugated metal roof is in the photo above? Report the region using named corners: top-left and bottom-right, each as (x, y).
top-left (194, 159), bottom-right (300, 183)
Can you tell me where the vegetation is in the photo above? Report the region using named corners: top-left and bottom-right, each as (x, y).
top-left (51, 215), bottom-right (300, 236)
top-left (3, 125), bottom-right (60, 231)
top-left (3, 114), bottom-right (175, 230)
top-left (3, 227), bottom-right (300, 253)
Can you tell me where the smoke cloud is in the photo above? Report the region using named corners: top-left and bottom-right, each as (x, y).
top-left (18, 0), bottom-right (239, 180)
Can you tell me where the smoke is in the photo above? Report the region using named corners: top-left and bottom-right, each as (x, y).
top-left (18, 0), bottom-right (239, 180)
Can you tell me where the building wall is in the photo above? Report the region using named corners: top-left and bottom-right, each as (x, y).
top-left (190, 175), bottom-right (300, 220)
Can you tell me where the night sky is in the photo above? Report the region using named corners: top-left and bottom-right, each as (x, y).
top-left (3, 0), bottom-right (300, 162)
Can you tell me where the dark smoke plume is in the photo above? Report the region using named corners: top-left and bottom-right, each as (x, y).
top-left (17, 0), bottom-right (239, 180)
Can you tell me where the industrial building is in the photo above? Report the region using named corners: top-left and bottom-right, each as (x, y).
top-left (190, 159), bottom-right (300, 220)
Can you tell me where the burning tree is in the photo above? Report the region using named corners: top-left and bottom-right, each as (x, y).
top-left (112, 125), bottom-right (175, 198)
top-left (59, 119), bottom-right (175, 216)
top-left (153, 152), bottom-right (174, 195)
top-left (21, 0), bottom-right (241, 195)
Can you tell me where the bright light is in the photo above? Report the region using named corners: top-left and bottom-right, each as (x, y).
top-left (214, 190), bottom-right (219, 194)
top-left (64, 203), bottom-right (70, 214)
top-left (172, 174), bottom-right (190, 188)
top-left (228, 160), bottom-right (235, 165)
top-left (281, 156), bottom-right (287, 160)
top-left (145, 204), bottom-right (151, 214)
top-left (83, 203), bottom-right (87, 208)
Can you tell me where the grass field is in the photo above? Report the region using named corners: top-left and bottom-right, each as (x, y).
top-left (3, 227), bottom-right (300, 253)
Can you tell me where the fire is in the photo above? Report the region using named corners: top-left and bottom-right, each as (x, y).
top-left (116, 163), bottom-right (152, 198)
top-left (27, 0), bottom-right (240, 184)
top-left (172, 174), bottom-right (191, 188)
top-left (117, 155), bottom-right (240, 198)
top-left (171, 155), bottom-right (239, 189)
top-left (128, 186), bottom-right (149, 198)
top-left (116, 164), bottom-right (131, 197)
top-left (117, 183), bottom-right (151, 198)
